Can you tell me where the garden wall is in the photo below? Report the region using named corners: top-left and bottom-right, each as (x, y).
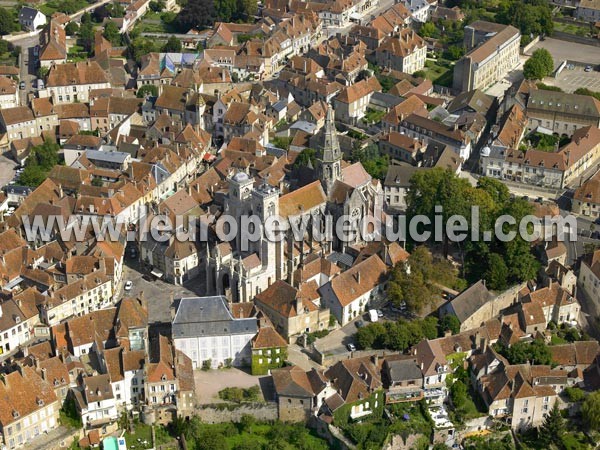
top-left (195, 402), bottom-right (277, 423)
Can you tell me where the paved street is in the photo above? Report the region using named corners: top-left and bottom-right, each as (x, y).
top-left (121, 259), bottom-right (207, 324)
top-left (12, 33), bottom-right (40, 105)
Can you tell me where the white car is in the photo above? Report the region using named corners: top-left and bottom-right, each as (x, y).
top-left (347, 343), bottom-right (356, 352)
top-left (124, 280), bottom-right (133, 291)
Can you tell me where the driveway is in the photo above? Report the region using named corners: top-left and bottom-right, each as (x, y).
top-left (193, 368), bottom-right (268, 404)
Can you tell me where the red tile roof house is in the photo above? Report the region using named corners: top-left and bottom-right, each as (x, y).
top-left (45, 61), bottom-right (111, 105)
top-left (318, 254), bottom-right (388, 326)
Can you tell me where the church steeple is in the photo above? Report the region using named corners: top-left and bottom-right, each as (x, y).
top-left (317, 104), bottom-right (342, 195)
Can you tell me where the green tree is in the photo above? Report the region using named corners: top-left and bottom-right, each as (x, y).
top-left (350, 144), bottom-right (389, 180)
top-left (177, 0), bottom-right (215, 29)
top-left (582, 390), bottom-right (600, 432)
top-left (238, 0), bottom-right (258, 19)
top-left (523, 48), bottom-right (554, 80)
top-left (293, 148), bottom-right (317, 168)
top-left (103, 21), bottom-right (122, 46)
top-left (19, 142), bottom-right (61, 187)
top-left (484, 253), bottom-right (509, 290)
top-left (78, 21), bottom-right (95, 53)
top-left (162, 35), bottom-right (182, 52)
top-left (419, 22), bottom-right (438, 38)
top-left (495, 339), bottom-right (553, 366)
top-left (538, 402), bottom-right (565, 446)
top-left (439, 314), bottom-right (461, 335)
top-left (137, 84), bottom-right (158, 98)
top-left (65, 21), bottom-right (79, 36)
top-left (0, 7), bottom-right (17, 35)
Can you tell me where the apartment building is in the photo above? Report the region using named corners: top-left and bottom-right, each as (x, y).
top-left (172, 296), bottom-right (258, 369)
top-left (453, 22), bottom-right (520, 92)
top-left (374, 29), bottom-right (427, 74)
top-left (526, 90), bottom-right (600, 137)
top-left (481, 126), bottom-right (600, 188)
top-left (572, 172), bottom-right (600, 219)
top-left (0, 106), bottom-right (39, 141)
top-left (0, 366), bottom-right (60, 449)
top-left (45, 61), bottom-right (111, 104)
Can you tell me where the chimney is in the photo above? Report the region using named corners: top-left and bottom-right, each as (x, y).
top-left (295, 295), bottom-right (303, 315)
top-left (0, 304), bottom-right (2, 318)
top-left (41, 367), bottom-right (47, 380)
top-left (371, 354), bottom-right (378, 367)
top-left (355, 272), bottom-right (361, 284)
top-left (34, 357), bottom-right (41, 370)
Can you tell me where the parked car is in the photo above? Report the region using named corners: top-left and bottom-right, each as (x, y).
top-left (355, 320), bottom-right (365, 328)
top-left (19, 81), bottom-right (25, 90)
top-left (377, 309), bottom-right (383, 318)
top-left (124, 280), bottom-right (133, 291)
top-left (585, 65), bottom-right (593, 72)
top-left (347, 343), bottom-right (356, 352)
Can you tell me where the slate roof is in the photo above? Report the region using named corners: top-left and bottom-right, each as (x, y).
top-left (447, 280), bottom-right (493, 323)
top-left (172, 296), bottom-right (258, 338)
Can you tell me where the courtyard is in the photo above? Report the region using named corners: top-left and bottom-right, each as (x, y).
top-left (193, 368), bottom-right (272, 404)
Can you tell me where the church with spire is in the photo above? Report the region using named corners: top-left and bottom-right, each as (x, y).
top-left (204, 103), bottom-right (384, 303)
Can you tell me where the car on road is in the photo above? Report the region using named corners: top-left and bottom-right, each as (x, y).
top-left (347, 343), bottom-right (356, 352)
top-left (377, 309), bottom-right (383, 318)
top-left (124, 280), bottom-right (133, 291)
top-left (19, 81), bottom-right (25, 90)
top-left (585, 65), bottom-right (593, 72)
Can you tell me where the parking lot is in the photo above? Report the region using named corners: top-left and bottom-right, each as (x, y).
top-left (526, 38), bottom-right (600, 92)
top-left (553, 66), bottom-right (600, 92)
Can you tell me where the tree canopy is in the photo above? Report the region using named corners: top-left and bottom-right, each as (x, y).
top-left (523, 49), bottom-right (554, 80)
top-left (177, 0), bottom-right (258, 29)
top-left (387, 246), bottom-right (463, 313)
top-left (19, 142), bottom-right (62, 187)
top-left (102, 21), bottom-right (122, 46)
top-left (406, 170), bottom-right (539, 290)
top-left (582, 390), bottom-right (600, 432)
top-left (0, 7), bottom-right (19, 35)
top-left (350, 144), bottom-right (389, 181)
top-left (162, 35), bottom-right (182, 53)
top-left (494, 339), bottom-right (553, 366)
top-left (355, 316), bottom-right (438, 351)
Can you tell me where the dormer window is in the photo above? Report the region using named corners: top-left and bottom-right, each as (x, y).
top-left (161, 374), bottom-right (167, 381)
top-left (12, 410), bottom-right (19, 418)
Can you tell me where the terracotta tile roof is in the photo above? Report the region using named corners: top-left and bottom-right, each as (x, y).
top-left (253, 326), bottom-right (287, 348)
top-left (377, 30), bottom-right (425, 58)
top-left (47, 61), bottom-right (109, 87)
top-left (0, 366), bottom-right (58, 426)
top-left (324, 254), bottom-right (387, 307)
top-left (147, 335), bottom-right (175, 383)
top-left (549, 341), bottom-right (600, 367)
top-left (574, 171), bottom-right (600, 204)
top-left (336, 77), bottom-right (381, 104)
top-left (325, 356), bottom-right (382, 403)
top-left (0, 106), bottom-right (34, 125)
top-left (272, 366), bottom-right (318, 398)
top-left (255, 280), bottom-right (318, 318)
top-left (279, 180), bottom-right (327, 219)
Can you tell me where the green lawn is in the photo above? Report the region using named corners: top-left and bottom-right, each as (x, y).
top-left (423, 59), bottom-right (454, 87)
top-left (553, 21), bottom-right (590, 37)
top-left (39, 0), bottom-right (90, 16)
top-left (363, 108), bottom-right (386, 125)
top-left (124, 423), bottom-right (153, 449)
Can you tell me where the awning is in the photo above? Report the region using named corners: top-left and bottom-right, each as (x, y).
top-left (150, 269), bottom-right (164, 279)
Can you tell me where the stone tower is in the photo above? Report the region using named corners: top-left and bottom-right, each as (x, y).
top-left (316, 104), bottom-right (342, 195)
